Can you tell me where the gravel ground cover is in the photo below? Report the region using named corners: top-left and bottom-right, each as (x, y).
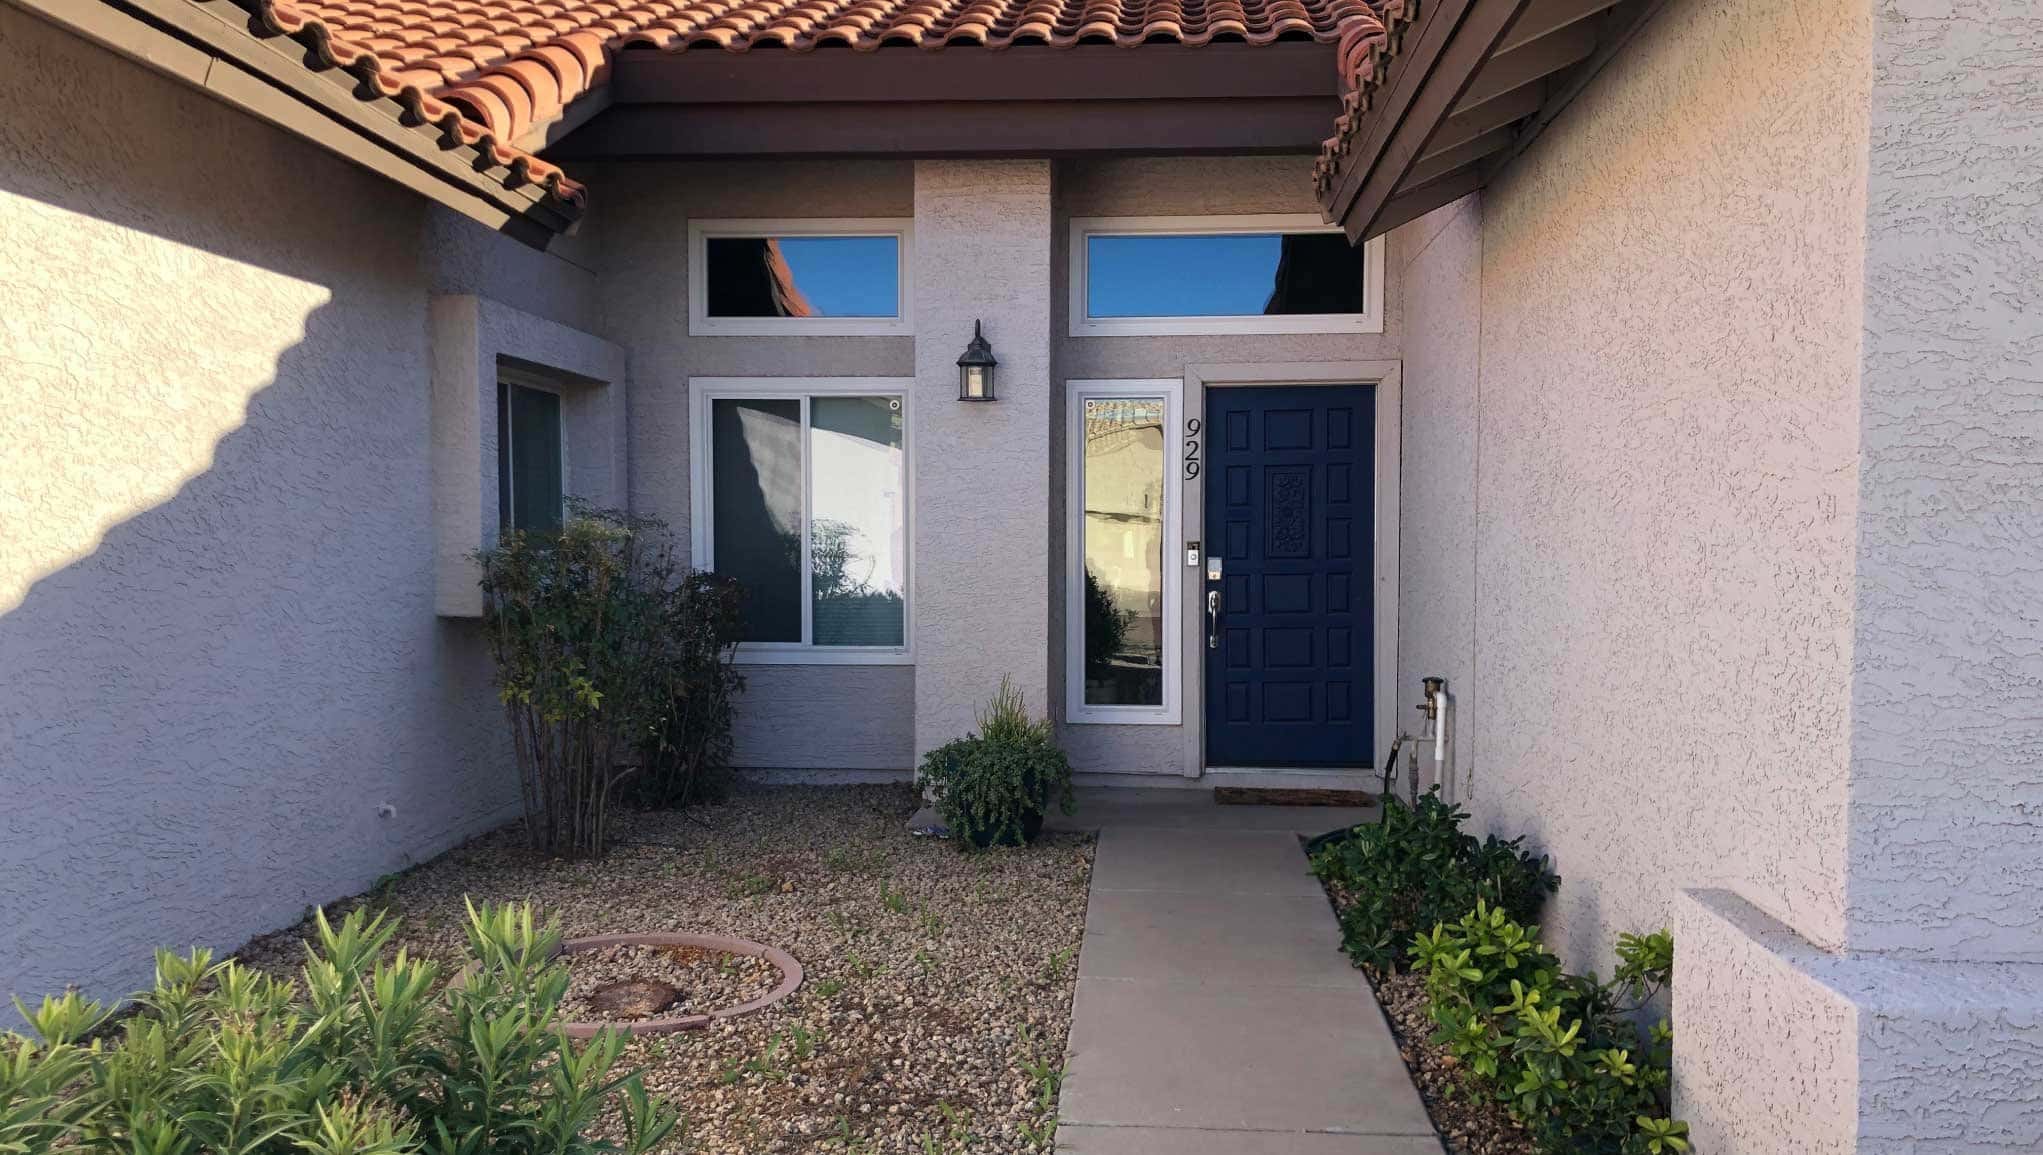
top-left (1370, 967), bottom-right (1536, 1155)
top-left (237, 784), bottom-right (1094, 1155)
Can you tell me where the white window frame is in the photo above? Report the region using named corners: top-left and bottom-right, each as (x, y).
top-left (687, 219), bottom-right (914, 337)
top-left (689, 377), bottom-right (915, 666)
top-left (1068, 213), bottom-right (1385, 338)
top-left (1066, 378), bottom-right (1185, 725)
top-left (496, 366), bottom-right (567, 532)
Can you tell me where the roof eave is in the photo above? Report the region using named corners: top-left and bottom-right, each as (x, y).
top-left (1316, 0), bottom-right (1670, 242)
top-left (10, 0), bottom-right (581, 247)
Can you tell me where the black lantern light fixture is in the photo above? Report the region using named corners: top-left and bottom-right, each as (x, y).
top-left (956, 320), bottom-right (997, 402)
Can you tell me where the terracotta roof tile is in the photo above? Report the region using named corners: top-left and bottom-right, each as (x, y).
top-left (1313, 0), bottom-right (1415, 196)
top-left (203, 0), bottom-right (1397, 230)
top-left (244, 0), bottom-right (1391, 153)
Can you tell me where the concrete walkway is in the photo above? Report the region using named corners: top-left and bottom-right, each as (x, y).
top-left (1049, 790), bottom-right (1443, 1154)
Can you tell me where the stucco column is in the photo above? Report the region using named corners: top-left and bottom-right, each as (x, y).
top-left (910, 160), bottom-right (1054, 758)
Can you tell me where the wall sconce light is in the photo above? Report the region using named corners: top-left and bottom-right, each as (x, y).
top-left (956, 320), bottom-right (997, 402)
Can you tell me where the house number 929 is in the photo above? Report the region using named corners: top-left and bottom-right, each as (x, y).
top-left (1183, 417), bottom-right (1203, 479)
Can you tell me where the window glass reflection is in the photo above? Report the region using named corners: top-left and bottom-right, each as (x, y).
top-left (810, 396), bottom-right (906, 647)
top-left (1082, 398), bottom-right (1166, 707)
top-left (704, 236), bottom-right (899, 318)
top-left (1086, 232), bottom-right (1364, 318)
top-left (711, 397), bottom-right (804, 642)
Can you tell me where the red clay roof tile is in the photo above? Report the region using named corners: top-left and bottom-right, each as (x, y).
top-left (249, 0), bottom-right (1391, 148)
top-left (209, 0), bottom-right (1399, 229)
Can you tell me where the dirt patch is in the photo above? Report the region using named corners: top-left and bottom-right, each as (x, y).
top-left (562, 943), bottom-right (780, 1023)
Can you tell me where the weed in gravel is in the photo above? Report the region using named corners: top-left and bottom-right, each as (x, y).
top-left (827, 909), bottom-right (869, 938)
top-left (879, 879), bottom-right (912, 915)
top-left (919, 910), bottom-right (945, 937)
top-left (811, 977), bottom-right (846, 999)
top-left (1018, 1057), bottom-right (1064, 1113)
top-left (1016, 1117), bottom-right (1056, 1148)
top-left (1040, 944), bottom-right (1078, 981)
top-left (727, 872), bottom-right (779, 898)
top-left (846, 951), bottom-right (884, 979)
top-left (720, 1034), bottom-right (790, 1084)
top-left (786, 1023), bottom-right (822, 1061)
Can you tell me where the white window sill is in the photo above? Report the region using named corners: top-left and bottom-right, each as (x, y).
top-left (1066, 709), bottom-right (1182, 726)
top-left (1072, 313), bottom-right (1383, 338)
top-left (733, 647), bottom-right (914, 667)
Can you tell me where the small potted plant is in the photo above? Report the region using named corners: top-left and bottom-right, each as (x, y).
top-left (918, 678), bottom-right (1074, 850)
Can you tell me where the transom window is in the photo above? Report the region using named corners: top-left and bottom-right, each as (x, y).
top-left (496, 374), bottom-right (563, 534)
top-left (688, 219), bottom-right (912, 337)
top-left (1066, 379), bottom-right (1183, 724)
top-left (691, 378), bottom-right (912, 663)
top-left (1069, 214), bottom-right (1385, 337)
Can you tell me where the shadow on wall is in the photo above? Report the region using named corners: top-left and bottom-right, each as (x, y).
top-left (0, 41), bottom-right (518, 1016)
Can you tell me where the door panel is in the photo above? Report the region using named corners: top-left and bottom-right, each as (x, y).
top-left (1203, 384), bottom-right (1372, 767)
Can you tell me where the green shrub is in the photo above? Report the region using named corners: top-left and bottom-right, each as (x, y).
top-left (918, 679), bottom-right (1074, 851)
top-left (3, 902), bottom-right (678, 1155)
top-left (1411, 901), bottom-right (1685, 1155)
top-left (477, 507), bottom-right (743, 855)
top-left (619, 570), bottom-right (746, 811)
top-left (1308, 790), bottom-right (1558, 972)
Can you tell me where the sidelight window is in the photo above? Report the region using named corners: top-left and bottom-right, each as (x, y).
top-left (1066, 379), bottom-right (1183, 724)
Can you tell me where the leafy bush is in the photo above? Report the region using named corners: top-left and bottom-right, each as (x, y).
top-left (1308, 790), bottom-right (1558, 972)
top-left (1411, 902), bottom-right (1686, 1155)
top-left (917, 679), bottom-right (1074, 850)
top-left (3, 902), bottom-right (678, 1155)
top-left (619, 570), bottom-right (746, 810)
top-left (477, 507), bottom-right (743, 855)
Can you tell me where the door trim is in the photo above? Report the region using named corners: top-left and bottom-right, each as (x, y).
top-left (1180, 361), bottom-right (1402, 778)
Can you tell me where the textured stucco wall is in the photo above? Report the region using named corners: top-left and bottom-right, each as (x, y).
top-left (1392, 0), bottom-right (2043, 1147)
top-left (1677, 888), bottom-right (2043, 1154)
top-left (1844, 0), bottom-right (2043, 962)
top-left (1051, 156), bottom-right (1407, 774)
top-left (429, 295), bottom-right (629, 617)
top-left (0, 8), bottom-right (589, 1010)
top-left (912, 160), bottom-right (1055, 755)
top-left (583, 160), bottom-right (916, 771)
top-left (1458, 0), bottom-right (1871, 967)
top-left (1391, 195), bottom-right (1481, 802)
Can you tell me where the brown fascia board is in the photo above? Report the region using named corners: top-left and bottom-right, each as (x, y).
top-left (547, 96), bottom-right (1341, 160)
top-left (607, 41), bottom-right (1340, 106)
top-left (1325, 0), bottom-right (1534, 241)
top-left (6, 0), bottom-right (567, 246)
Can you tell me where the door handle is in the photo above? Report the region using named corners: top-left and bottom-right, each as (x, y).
top-left (1206, 589), bottom-right (1222, 650)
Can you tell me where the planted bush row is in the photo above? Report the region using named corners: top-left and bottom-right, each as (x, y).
top-left (1310, 792), bottom-right (1689, 1155)
top-left (3, 902), bottom-right (675, 1155)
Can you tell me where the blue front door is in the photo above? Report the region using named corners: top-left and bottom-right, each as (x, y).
top-left (1203, 385), bottom-right (1372, 767)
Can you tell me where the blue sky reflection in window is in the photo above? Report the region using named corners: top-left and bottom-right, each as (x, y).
top-left (1087, 232), bottom-right (1364, 318)
top-left (704, 235), bottom-right (899, 318)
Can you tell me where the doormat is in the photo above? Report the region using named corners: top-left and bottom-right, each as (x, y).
top-left (1213, 787), bottom-right (1378, 807)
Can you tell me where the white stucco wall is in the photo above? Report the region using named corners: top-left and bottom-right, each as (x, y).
top-left (1391, 195), bottom-right (1481, 802)
top-left (1401, 0), bottom-right (1871, 967)
top-left (0, 7), bottom-right (593, 1012)
top-left (583, 161), bottom-right (918, 772)
top-left (911, 160), bottom-right (1056, 756)
top-left (1844, 0), bottom-right (2043, 963)
top-left (1393, 0), bottom-right (2043, 1148)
